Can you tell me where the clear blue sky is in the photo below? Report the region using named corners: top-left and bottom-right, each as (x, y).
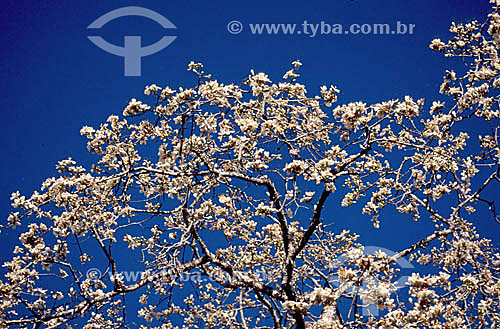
top-left (1, 0), bottom-right (497, 253)
top-left (0, 0), bottom-right (498, 323)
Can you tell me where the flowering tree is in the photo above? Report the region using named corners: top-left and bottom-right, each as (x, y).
top-left (2, 3), bottom-right (500, 329)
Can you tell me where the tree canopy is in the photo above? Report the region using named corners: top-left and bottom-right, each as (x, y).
top-left (2, 2), bottom-right (500, 329)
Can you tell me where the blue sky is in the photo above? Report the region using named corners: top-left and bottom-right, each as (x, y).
top-left (0, 0), bottom-right (498, 323)
top-left (1, 0), bottom-right (497, 250)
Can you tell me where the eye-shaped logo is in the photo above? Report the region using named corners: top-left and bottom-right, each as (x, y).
top-left (87, 6), bottom-right (176, 76)
top-left (329, 246), bottom-right (415, 317)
